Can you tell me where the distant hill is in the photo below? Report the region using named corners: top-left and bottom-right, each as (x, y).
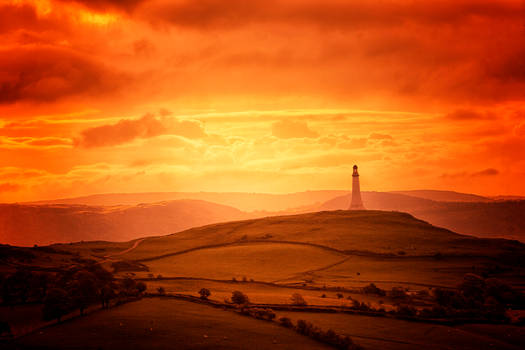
top-left (319, 192), bottom-right (525, 241)
top-left (390, 190), bottom-right (491, 202)
top-left (0, 199), bottom-right (249, 246)
top-left (29, 190), bottom-right (348, 212)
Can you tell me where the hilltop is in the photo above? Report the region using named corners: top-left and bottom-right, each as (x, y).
top-left (108, 210), bottom-right (522, 262)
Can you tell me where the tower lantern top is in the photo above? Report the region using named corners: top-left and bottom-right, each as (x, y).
top-left (352, 165), bottom-right (359, 177)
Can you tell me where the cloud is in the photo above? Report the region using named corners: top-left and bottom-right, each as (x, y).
top-left (338, 138), bottom-right (367, 149)
top-left (444, 109), bottom-right (495, 120)
top-left (0, 182), bottom-right (22, 192)
top-left (55, 0), bottom-right (145, 12)
top-left (441, 168), bottom-right (499, 178)
top-left (141, 0), bottom-right (524, 29)
top-left (471, 168), bottom-right (499, 177)
top-left (0, 46), bottom-right (127, 104)
top-left (271, 120), bottom-right (318, 139)
top-left (75, 113), bottom-right (206, 147)
top-left (0, 136), bottom-right (73, 149)
top-left (369, 133), bottom-right (393, 140)
top-left (514, 121), bottom-right (525, 137)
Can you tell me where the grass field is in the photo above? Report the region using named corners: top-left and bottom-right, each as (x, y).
top-left (143, 242), bottom-right (345, 281)
top-left (145, 278), bottom-right (388, 308)
top-left (5, 298), bottom-right (333, 350)
top-left (276, 311), bottom-right (524, 350)
top-left (291, 255), bottom-right (491, 289)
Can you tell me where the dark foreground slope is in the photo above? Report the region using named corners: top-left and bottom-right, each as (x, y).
top-left (4, 298), bottom-right (332, 350)
top-left (0, 200), bottom-right (248, 246)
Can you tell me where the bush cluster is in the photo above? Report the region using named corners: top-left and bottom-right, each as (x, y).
top-left (240, 307), bottom-right (276, 321)
top-left (290, 293), bottom-right (307, 306)
top-left (231, 290), bottom-right (249, 305)
top-left (295, 319), bottom-right (363, 350)
top-left (362, 283), bottom-right (386, 296)
top-left (417, 274), bottom-right (523, 322)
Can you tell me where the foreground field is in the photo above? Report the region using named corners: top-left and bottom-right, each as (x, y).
top-left (276, 311), bottom-right (525, 350)
top-left (5, 298), bottom-right (333, 350)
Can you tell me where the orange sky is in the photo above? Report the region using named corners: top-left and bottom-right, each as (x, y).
top-left (1, 0), bottom-right (525, 202)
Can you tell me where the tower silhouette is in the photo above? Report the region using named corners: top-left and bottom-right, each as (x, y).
top-left (349, 165), bottom-right (365, 210)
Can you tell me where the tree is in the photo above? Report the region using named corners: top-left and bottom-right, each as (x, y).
top-left (199, 288), bottom-right (211, 300)
top-left (70, 271), bottom-right (99, 316)
top-left (157, 287), bottom-right (166, 295)
top-left (43, 288), bottom-right (70, 322)
top-left (100, 285), bottom-right (116, 309)
top-left (136, 281), bottom-right (147, 294)
top-left (290, 293), bottom-right (307, 306)
top-left (231, 291), bottom-right (249, 305)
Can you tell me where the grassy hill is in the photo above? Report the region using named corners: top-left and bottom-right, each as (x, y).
top-left (117, 210), bottom-right (500, 262)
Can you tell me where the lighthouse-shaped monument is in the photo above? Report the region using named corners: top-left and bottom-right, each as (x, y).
top-left (349, 165), bottom-right (365, 210)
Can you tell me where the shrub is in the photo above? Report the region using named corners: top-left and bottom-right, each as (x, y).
top-left (294, 320), bottom-right (362, 350)
top-left (336, 293), bottom-right (344, 299)
top-left (395, 305), bottom-right (417, 317)
top-left (295, 319), bottom-right (312, 335)
top-left (416, 289), bottom-right (430, 298)
top-left (231, 291), bottom-right (249, 305)
top-left (279, 317), bottom-right (294, 328)
top-left (389, 287), bottom-right (409, 300)
top-left (351, 300), bottom-right (371, 311)
top-left (248, 308), bottom-right (276, 321)
top-left (136, 282), bottom-right (147, 294)
top-left (43, 288), bottom-right (71, 322)
top-left (291, 293), bottom-right (307, 306)
top-left (362, 283), bottom-right (386, 296)
top-left (321, 294), bottom-right (326, 298)
top-left (199, 288), bottom-right (211, 300)
top-left (157, 287), bottom-right (165, 295)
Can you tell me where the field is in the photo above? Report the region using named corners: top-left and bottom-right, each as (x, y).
top-left (143, 242), bottom-right (346, 281)
top-left (276, 311), bottom-right (525, 350)
top-left (144, 278), bottom-right (388, 308)
top-left (5, 298), bottom-right (333, 350)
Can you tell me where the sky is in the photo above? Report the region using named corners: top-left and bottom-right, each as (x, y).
top-left (1, 0), bottom-right (525, 202)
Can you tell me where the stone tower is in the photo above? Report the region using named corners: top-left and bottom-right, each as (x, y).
top-left (349, 165), bottom-right (365, 210)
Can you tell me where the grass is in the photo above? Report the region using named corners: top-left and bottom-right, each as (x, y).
top-left (145, 278), bottom-right (387, 308)
top-left (6, 298), bottom-right (333, 350)
top-left (143, 242), bottom-right (345, 282)
top-left (291, 255), bottom-right (491, 289)
top-left (276, 311), bottom-right (523, 350)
